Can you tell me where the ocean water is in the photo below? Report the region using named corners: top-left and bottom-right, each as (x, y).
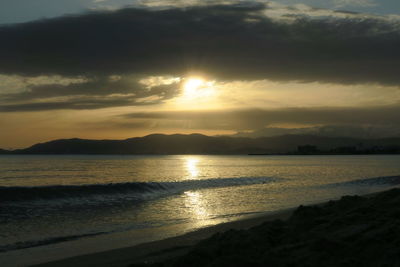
top-left (1, 155), bottom-right (400, 261)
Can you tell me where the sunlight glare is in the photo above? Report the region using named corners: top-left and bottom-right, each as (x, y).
top-left (186, 157), bottom-right (199, 178)
top-left (182, 77), bottom-right (215, 99)
top-left (166, 76), bottom-right (219, 110)
top-left (184, 78), bottom-right (203, 96)
top-left (184, 190), bottom-right (208, 219)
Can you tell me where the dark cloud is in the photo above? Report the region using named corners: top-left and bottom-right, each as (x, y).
top-left (0, 76), bottom-right (180, 111)
top-left (0, 3), bottom-right (400, 85)
top-left (0, 99), bottom-right (130, 112)
top-left (121, 105), bottom-right (400, 131)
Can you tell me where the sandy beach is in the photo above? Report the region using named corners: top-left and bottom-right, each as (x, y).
top-left (33, 187), bottom-right (400, 267)
top-left (34, 208), bottom-right (294, 267)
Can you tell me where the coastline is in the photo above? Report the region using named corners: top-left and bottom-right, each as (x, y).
top-left (32, 187), bottom-right (400, 267)
top-left (133, 188), bottom-right (400, 267)
top-left (33, 208), bottom-right (295, 267)
top-left (2, 155), bottom-right (399, 267)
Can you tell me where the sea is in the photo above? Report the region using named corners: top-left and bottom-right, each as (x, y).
top-left (1, 154), bottom-right (400, 265)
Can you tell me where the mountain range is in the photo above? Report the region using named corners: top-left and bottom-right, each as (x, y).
top-left (1, 134), bottom-right (400, 155)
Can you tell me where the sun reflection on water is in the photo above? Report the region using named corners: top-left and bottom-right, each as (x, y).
top-left (182, 157), bottom-right (212, 224)
top-left (186, 157), bottom-right (199, 178)
top-left (184, 190), bottom-right (208, 219)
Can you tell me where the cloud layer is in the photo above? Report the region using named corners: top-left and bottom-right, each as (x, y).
top-left (1, 2), bottom-right (400, 145)
top-left (0, 75), bottom-right (181, 111)
top-left (1, 3), bottom-right (400, 85)
top-left (121, 105), bottom-right (400, 131)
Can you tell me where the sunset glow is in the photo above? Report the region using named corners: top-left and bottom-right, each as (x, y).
top-left (2, 1), bottom-right (400, 265)
top-left (182, 78), bottom-right (215, 99)
top-left (1, 1), bottom-right (400, 147)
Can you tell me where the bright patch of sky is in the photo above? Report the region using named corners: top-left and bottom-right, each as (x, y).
top-left (277, 0), bottom-right (398, 14)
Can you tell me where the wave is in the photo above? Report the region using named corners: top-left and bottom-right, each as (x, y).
top-left (0, 176), bottom-right (279, 204)
top-left (324, 175), bottom-right (400, 188)
top-left (0, 232), bottom-right (105, 253)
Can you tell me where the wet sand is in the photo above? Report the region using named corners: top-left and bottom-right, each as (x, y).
top-left (34, 188), bottom-right (400, 267)
top-left (132, 188), bottom-right (400, 267)
top-left (34, 209), bottom-right (294, 267)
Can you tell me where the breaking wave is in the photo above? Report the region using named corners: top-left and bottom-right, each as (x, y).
top-left (0, 176), bottom-right (279, 204)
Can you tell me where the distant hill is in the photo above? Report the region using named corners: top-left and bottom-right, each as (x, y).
top-left (1, 134), bottom-right (400, 155)
top-left (0, 149), bottom-right (11, 154)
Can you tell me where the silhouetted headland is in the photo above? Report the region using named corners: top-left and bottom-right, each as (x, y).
top-left (1, 134), bottom-right (400, 155)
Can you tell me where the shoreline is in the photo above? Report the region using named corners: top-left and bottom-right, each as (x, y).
top-left (140, 187), bottom-right (400, 267)
top-left (33, 187), bottom-right (398, 267)
top-left (33, 208), bottom-right (295, 267)
top-left (0, 185), bottom-right (395, 266)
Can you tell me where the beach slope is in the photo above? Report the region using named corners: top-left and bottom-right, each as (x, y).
top-left (132, 188), bottom-right (400, 267)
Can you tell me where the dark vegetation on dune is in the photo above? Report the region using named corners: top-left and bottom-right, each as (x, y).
top-left (133, 188), bottom-right (400, 267)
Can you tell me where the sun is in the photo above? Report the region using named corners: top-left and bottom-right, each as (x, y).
top-left (182, 77), bottom-right (215, 99)
top-left (167, 76), bottom-right (217, 110)
top-left (183, 78), bottom-right (205, 98)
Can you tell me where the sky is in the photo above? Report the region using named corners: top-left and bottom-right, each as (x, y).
top-left (1, 0), bottom-right (400, 148)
